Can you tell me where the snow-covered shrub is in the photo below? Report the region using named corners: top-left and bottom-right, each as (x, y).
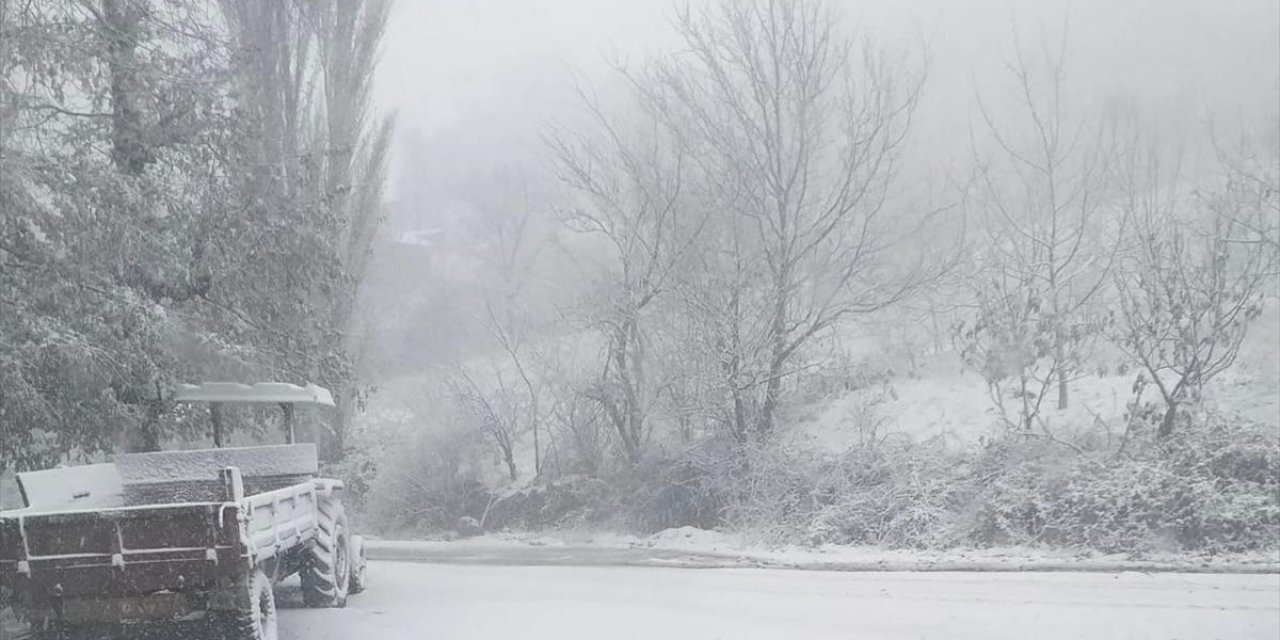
top-left (363, 412), bottom-right (493, 535)
top-left (723, 437), bottom-right (970, 549)
top-left (842, 444), bottom-right (970, 550)
top-left (1161, 419), bottom-right (1280, 552)
top-left (720, 415), bottom-right (1278, 555)
top-left (965, 419), bottom-right (1280, 553)
top-left (480, 444), bottom-right (731, 533)
top-left (969, 451), bottom-right (1175, 552)
top-left (803, 441), bottom-right (969, 549)
top-left (620, 444), bottom-right (732, 533)
top-left (485, 475), bottom-right (614, 530)
top-left (723, 441), bottom-right (833, 543)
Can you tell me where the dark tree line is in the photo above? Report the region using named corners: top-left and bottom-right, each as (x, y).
top-left (0, 0), bottom-right (392, 471)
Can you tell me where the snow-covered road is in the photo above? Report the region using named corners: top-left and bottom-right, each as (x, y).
top-left (277, 561), bottom-right (1280, 640)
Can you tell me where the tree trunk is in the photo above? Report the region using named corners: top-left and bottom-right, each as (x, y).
top-left (611, 319), bottom-right (644, 463)
top-left (320, 385), bottom-right (356, 463)
top-left (758, 352), bottom-right (784, 440)
top-left (720, 287), bottom-right (750, 444)
top-left (210, 403), bottom-right (225, 448)
top-left (598, 387), bottom-right (639, 464)
top-left (757, 271), bottom-right (790, 439)
top-left (531, 416), bottom-right (541, 477)
top-left (102, 0), bottom-right (151, 176)
top-left (732, 390), bottom-right (748, 445)
top-left (503, 450), bottom-right (517, 482)
top-left (127, 401), bottom-right (163, 453)
top-left (1158, 401), bottom-right (1178, 439)
top-left (104, 0), bottom-right (168, 452)
top-left (1055, 328), bottom-right (1069, 410)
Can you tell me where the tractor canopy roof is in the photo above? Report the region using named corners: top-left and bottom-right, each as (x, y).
top-left (173, 382), bottom-right (336, 407)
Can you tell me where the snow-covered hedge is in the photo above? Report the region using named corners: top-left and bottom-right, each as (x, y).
top-left (725, 418), bottom-right (1279, 554)
top-left (356, 406), bottom-right (1277, 556)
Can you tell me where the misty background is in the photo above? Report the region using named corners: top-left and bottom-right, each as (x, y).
top-left (360, 0), bottom-right (1278, 376)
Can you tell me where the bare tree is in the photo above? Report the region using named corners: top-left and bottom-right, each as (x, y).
top-left (1211, 117), bottom-right (1280, 267)
top-left (442, 162), bottom-right (558, 476)
top-left (546, 383), bottom-right (609, 478)
top-left (451, 367), bottom-right (524, 482)
top-left (478, 168), bottom-right (552, 476)
top-left (547, 76), bottom-right (707, 463)
top-left (641, 0), bottom-right (929, 440)
top-left (1111, 138), bottom-right (1274, 439)
top-left (450, 173), bottom-right (553, 481)
top-left (481, 298), bottom-right (550, 477)
top-left (959, 23), bottom-right (1118, 431)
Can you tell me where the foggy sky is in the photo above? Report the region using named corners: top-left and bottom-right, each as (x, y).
top-left (376, 0), bottom-right (1279, 195)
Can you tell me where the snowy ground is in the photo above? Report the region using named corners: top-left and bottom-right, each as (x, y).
top-left (4, 543), bottom-right (1276, 639)
top-left (794, 305), bottom-right (1280, 449)
top-left (275, 560), bottom-right (1280, 640)
top-left (795, 354), bottom-right (1280, 451)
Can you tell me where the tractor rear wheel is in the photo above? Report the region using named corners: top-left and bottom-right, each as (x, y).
top-left (301, 498), bottom-right (350, 608)
top-left (212, 568), bottom-right (277, 640)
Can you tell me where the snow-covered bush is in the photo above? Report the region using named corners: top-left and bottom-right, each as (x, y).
top-left (721, 416), bottom-right (1278, 555)
top-left (485, 475), bottom-right (615, 530)
top-left (616, 444), bottom-right (733, 533)
top-left (968, 449), bottom-right (1178, 552)
top-left (726, 438), bottom-right (970, 549)
top-left (967, 425), bottom-right (1280, 554)
top-left (723, 441), bottom-right (833, 543)
top-left (363, 410), bottom-right (494, 536)
top-left (351, 376), bottom-right (1277, 557)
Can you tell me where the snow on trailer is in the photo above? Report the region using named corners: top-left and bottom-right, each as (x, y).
top-left (0, 383), bottom-right (366, 640)
top-left (12, 464), bottom-right (126, 513)
top-left (115, 445), bottom-right (321, 505)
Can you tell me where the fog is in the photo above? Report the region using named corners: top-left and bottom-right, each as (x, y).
top-left (379, 0), bottom-right (1279, 180)
top-left (360, 0), bottom-right (1280, 375)
top-left (2, 2), bottom-right (1278, 635)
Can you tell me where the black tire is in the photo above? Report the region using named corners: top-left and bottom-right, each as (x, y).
top-left (213, 569), bottom-right (277, 640)
top-left (348, 535), bottom-right (368, 595)
top-left (301, 498), bottom-right (350, 608)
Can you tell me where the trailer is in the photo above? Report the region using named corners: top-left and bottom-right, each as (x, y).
top-left (0, 384), bottom-right (367, 640)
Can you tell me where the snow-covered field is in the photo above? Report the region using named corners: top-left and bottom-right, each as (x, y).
top-left (277, 560), bottom-right (1280, 640)
top-left (796, 350), bottom-right (1280, 451)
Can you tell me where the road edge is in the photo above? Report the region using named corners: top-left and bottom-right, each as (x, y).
top-left (363, 541), bottom-right (1280, 575)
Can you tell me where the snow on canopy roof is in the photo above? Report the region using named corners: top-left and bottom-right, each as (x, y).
top-left (174, 382), bottom-right (336, 407)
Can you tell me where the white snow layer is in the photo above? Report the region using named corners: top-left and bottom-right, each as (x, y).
top-left (276, 561), bottom-right (1280, 640)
